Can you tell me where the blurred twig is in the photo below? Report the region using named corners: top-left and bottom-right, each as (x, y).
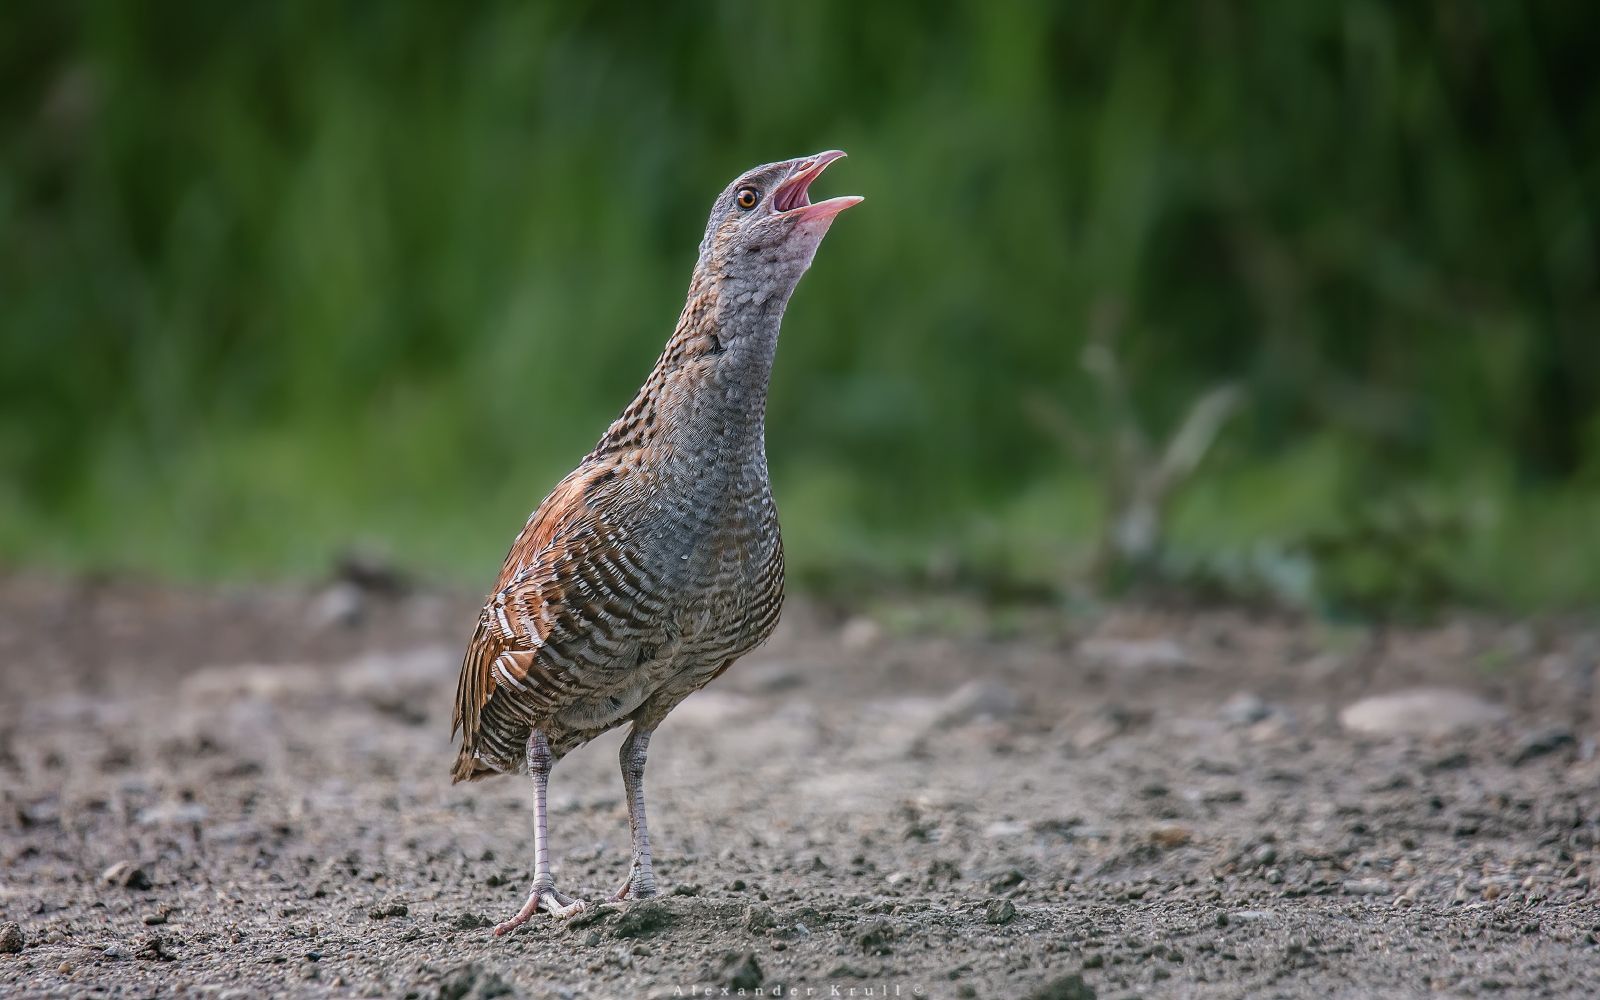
top-left (1030, 304), bottom-right (1241, 589)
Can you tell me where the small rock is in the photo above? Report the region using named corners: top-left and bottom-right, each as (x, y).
top-left (1338, 689), bottom-right (1506, 737)
top-left (933, 680), bottom-right (1020, 727)
top-left (612, 900), bottom-right (674, 939)
top-left (102, 861), bottom-right (152, 890)
top-left (719, 950), bottom-right (763, 991)
top-left (1070, 704), bottom-right (1145, 749)
top-left (135, 935), bottom-right (175, 961)
top-left (310, 582), bottom-right (365, 629)
top-left (742, 904), bottom-right (776, 933)
top-left (1219, 692), bottom-right (1271, 726)
top-left (140, 912), bottom-right (167, 926)
top-left (136, 802), bottom-right (209, 826)
top-left (856, 917), bottom-right (895, 955)
top-left (1078, 637), bottom-right (1190, 672)
top-left (984, 899), bottom-right (1017, 925)
top-left (738, 661), bottom-right (806, 694)
top-left (102, 944), bottom-right (128, 961)
top-left (989, 868), bottom-right (1026, 892)
top-left (451, 913), bottom-right (493, 931)
top-left (368, 902), bottom-right (409, 920)
top-left (1510, 727), bottom-right (1576, 765)
top-left (669, 883), bottom-right (702, 897)
top-left (437, 962), bottom-right (516, 1000)
top-left (1343, 878), bottom-right (1389, 896)
top-left (0, 922), bottom-right (22, 953)
top-left (840, 617), bottom-right (882, 650)
top-left (1150, 825), bottom-right (1192, 849)
top-left (1025, 973), bottom-right (1096, 1000)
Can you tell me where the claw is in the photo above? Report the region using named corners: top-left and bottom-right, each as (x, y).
top-left (492, 886), bottom-right (589, 936)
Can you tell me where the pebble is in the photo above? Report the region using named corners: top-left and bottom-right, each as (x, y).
top-left (742, 904), bottom-right (776, 933)
top-left (989, 868), bottom-right (1027, 892)
top-left (1510, 727), bottom-right (1576, 765)
top-left (1024, 972), bottom-right (1097, 1000)
top-left (102, 861), bottom-right (153, 890)
top-left (1079, 637), bottom-right (1191, 672)
top-left (0, 922), bottom-right (22, 954)
top-left (856, 917), bottom-right (895, 955)
top-left (720, 950), bottom-right (763, 990)
top-left (1343, 878), bottom-right (1390, 896)
top-left (309, 582), bottom-right (365, 629)
top-left (1338, 689), bottom-right (1507, 737)
top-left (1219, 692), bottom-right (1271, 726)
top-left (933, 680), bottom-right (1021, 727)
top-left (136, 802), bottom-right (209, 826)
top-left (985, 899), bottom-right (1018, 925)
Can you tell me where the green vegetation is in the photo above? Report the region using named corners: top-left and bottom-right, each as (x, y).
top-left (2, 3), bottom-right (1596, 613)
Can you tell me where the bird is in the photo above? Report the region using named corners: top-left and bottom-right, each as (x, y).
top-left (451, 151), bottom-right (861, 936)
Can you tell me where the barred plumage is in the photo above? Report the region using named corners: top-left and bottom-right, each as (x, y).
top-left (450, 151), bottom-right (860, 934)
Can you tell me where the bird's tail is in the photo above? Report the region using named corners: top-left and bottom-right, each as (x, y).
top-left (450, 746), bottom-right (499, 783)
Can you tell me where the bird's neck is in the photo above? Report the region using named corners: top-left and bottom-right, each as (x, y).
top-left (592, 271), bottom-right (788, 464)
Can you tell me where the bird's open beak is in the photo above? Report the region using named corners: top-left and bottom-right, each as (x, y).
top-left (772, 150), bottom-right (863, 222)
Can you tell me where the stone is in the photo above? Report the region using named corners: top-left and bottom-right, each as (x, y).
top-left (102, 861), bottom-right (153, 890)
top-left (856, 917), bottom-right (894, 955)
top-left (933, 680), bottom-right (1020, 727)
top-left (437, 963), bottom-right (517, 1000)
top-left (1338, 689), bottom-right (1507, 737)
top-left (742, 904), bottom-right (776, 933)
top-left (984, 899), bottom-right (1017, 924)
top-left (1509, 726), bottom-right (1575, 765)
top-left (1219, 692), bottom-right (1271, 726)
top-left (1025, 973), bottom-right (1096, 1000)
top-left (719, 951), bottom-right (763, 991)
top-left (1078, 637), bottom-right (1190, 672)
top-left (0, 922), bottom-right (22, 954)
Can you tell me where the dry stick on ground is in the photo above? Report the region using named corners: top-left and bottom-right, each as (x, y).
top-left (1030, 307), bottom-right (1241, 588)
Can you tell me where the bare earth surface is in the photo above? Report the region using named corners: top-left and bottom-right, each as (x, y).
top-left (2, 573), bottom-right (1599, 999)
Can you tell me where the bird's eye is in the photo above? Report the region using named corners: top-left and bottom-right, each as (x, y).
top-left (735, 187), bottom-right (760, 210)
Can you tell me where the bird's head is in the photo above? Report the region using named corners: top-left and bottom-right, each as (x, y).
top-left (694, 150), bottom-right (862, 306)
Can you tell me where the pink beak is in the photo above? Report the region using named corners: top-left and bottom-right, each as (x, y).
top-left (771, 150), bottom-right (863, 222)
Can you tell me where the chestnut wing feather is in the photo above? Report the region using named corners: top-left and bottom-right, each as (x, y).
top-left (451, 464), bottom-right (664, 778)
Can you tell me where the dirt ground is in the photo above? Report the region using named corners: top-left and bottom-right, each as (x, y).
top-left (2, 572), bottom-right (1599, 999)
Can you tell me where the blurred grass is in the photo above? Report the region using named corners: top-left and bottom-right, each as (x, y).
top-left (0, 2), bottom-right (1597, 612)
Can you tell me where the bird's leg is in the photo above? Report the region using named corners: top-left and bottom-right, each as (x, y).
top-left (493, 731), bottom-right (587, 936)
top-left (610, 726), bottom-right (659, 902)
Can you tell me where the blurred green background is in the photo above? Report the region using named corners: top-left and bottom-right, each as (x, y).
top-left (1, 2), bottom-right (1596, 614)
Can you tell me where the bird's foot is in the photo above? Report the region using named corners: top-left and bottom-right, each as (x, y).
top-left (608, 866), bottom-right (658, 903)
top-left (492, 881), bottom-right (589, 936)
